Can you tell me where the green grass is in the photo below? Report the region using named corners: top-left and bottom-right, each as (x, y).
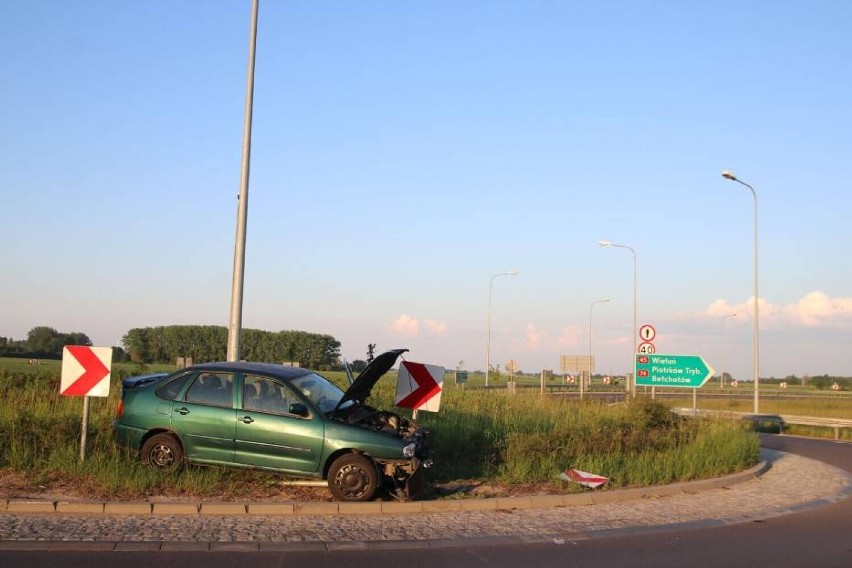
top-left (660, 393), bottom-right (852, 419)
top-left (0, 361), bottom-right (759, 499)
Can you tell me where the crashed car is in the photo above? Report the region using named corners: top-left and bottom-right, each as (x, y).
top-left (113, 349), bottom-right (431, 501)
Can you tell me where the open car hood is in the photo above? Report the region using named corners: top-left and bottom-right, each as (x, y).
top-left (334, 348), bottom-right (408, 411)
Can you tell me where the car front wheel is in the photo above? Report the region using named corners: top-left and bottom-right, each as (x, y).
top-left (140, 433), bottom-right (184, 472)
top-left (328, 453), bottom-right (379, 502)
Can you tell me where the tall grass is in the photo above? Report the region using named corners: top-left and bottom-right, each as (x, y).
top-left (0, 367), bottom-right (758, 498)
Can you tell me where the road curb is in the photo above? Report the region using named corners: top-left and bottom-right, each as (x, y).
top-left (0, 456), bottom-right (771, 517)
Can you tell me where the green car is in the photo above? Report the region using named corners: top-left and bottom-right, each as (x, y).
top-left (114, 349), bottom-right (431, 501)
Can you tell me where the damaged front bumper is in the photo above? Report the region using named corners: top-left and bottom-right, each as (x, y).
top-left (379, 453), bottom-right (433, 501)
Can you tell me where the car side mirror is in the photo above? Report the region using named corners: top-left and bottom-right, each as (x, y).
top-left (289, 403), bottom-right (309, 418)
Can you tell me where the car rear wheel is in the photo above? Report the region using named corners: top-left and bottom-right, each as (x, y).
top-left (140, 433), bottom-right (183, 472)
top-left (328, 453), bottom-right (379, 502)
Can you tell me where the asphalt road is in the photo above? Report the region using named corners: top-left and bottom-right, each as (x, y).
top-left (1, 435), bottom-right (849, 568)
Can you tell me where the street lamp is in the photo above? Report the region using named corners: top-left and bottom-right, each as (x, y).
top-left (485, 269), bottom-right (519, 387)
top-left (588, 298), bottom-right (610, 396)
top-left (721, 170), bottom-right (760, 413)
top-left (721, 313), bottom-right (738, 388)
top-left (598, 240), bottom-right (637, 397)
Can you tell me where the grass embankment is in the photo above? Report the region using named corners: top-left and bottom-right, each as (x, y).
top-left (0, 363), bottom-right (758, 499)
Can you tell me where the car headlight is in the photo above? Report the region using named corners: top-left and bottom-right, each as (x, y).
top-left (402, 443), bottom-right (416, 458)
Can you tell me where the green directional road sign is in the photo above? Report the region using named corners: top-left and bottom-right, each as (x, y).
top-left (635, 354), bottom-right (715, 388)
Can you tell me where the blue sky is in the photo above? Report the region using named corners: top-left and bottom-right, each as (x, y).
top-left (2, 1), bottom-right (851, 379)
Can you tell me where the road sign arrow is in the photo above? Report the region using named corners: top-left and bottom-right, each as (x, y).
top-left (396, 361), bottom-right (443, 411)
top-left (61, 346), bottom-right (112, 396)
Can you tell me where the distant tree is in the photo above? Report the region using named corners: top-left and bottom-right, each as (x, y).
top-left (26, 326), bottom-right (64, 356)
top-left (112, 346), bottom-right (129, 363)
top-left (350, 359), bottom-right (368, 372)
top-left (367, 343), bottom-right (376, 363)
top-left (65, 332), bottom-right (92, 347)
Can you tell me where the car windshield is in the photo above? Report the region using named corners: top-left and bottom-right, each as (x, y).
top-left (289, 373), bottom-right (350, 414)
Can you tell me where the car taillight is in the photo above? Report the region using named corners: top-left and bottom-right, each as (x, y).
top-left (116, 399), bottom-right (124, 418)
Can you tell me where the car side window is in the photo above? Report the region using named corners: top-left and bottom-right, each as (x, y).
top-left (155, 371), bottom-right (193, 401)
top-left (243, 375), bottom-right (296, 415)
top-left (185, 372), bottom-right (234, 408)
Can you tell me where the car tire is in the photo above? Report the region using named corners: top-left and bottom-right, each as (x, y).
top-left (140, 433), bottom-right (184, 472)
top-left (328, 453), bottom-right (379, 502)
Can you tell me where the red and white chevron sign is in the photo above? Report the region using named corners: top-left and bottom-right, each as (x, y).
top-left (558, 468), bottom-right (609, 489)
top-left (60, 346), bottom-right (112, 397)
top-left (395, 361), bottom-right (444, 412)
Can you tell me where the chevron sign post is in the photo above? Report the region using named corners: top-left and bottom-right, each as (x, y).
top-left (61, 345), bottom-right (113, 462)
top-left (395, 361), bottom-right (444, 413)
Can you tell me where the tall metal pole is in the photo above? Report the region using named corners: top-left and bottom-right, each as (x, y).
top-left (599, 241), bottom-right (637, 397)
top-left (722, 171), bottom-right (759, 413)
top-left (588, 298), bottom-right (610, 398)
top-left (721, 313), bottom-right (737, 388)
top-left (485, 270), bottom-right (518, 387)
top-left (227, 0), bottom-right (260, 362)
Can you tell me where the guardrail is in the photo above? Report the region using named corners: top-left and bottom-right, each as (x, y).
top-left (672, 408), bottom-right (852, 440)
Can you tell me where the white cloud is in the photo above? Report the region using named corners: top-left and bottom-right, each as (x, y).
top-left (424, 319), bottom-right (449, 336)
top-left (523, 324), bottom-right (548, 351)
top-left (701, 291), bottom-right (852, 327)
top-left (785, 291), bottom-right (852, 326)
top-left (558, 325), bottom-right (584, 349)
top-left (387, 315), bottom-right (450, 337)
top-left (387, 314), bottom-right (420, 337)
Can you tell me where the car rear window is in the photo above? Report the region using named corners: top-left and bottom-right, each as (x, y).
top-left (155, 371), bottom-right (193, 401)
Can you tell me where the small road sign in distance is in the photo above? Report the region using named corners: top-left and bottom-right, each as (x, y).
top-left (639, 324), bottom-right (656, 342)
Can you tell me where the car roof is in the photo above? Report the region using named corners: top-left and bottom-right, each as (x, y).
top-left (188, 361), bottom-right (314, 380)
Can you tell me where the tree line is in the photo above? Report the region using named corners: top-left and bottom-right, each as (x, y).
top-left (121, 325), bottom-right (341, 369)
top-left (1, 325), bottom-right (342, 370)
top-left (0, 326), bottom-right (97, 359)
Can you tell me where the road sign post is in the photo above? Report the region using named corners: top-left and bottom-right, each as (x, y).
top-left (61, 346), bottom-right (113, 462)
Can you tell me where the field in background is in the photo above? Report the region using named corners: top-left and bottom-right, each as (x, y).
top-left (0, 357), bottom-right (766, 500)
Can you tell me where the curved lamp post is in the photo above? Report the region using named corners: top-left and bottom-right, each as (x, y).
top-left (599, 240), bottom-right (637, 397)
top-left (721, 170), bottom-right (760, 413)
top-left (587, 298), bottom-right (610, 397)
top-left (485, 270), bottom-right (518, 387)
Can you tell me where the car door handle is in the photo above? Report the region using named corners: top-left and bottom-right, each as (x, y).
top-left (175, 407), bottom-right (190, 415)
top-left (239, 416), bottom-right (254, 424)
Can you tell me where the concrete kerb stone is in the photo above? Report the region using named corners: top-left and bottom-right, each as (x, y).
top-left (294, 502), bottom-right (339, 515)
top-left (338, 502), bottom-right (383, 515)
top-left (199, 502), bottom-right (248, 516)
top-left (45, 541), bottom-right (116, 552)
top-left (152, 502), bottom-right (200, 515)
top-left (0, 458), bottom-right (771, 518)
top-left (380, 500), bottom-right (422, 514)
top-left (495, 496), bottom-right (534, 510)
top-left (246, 502), bottom-right (295, 515)
top-left (104, 502), bottom-right (152, 515)
top-left (56, 501), bottom-right (105, 514)
top-left (456, 498), bottom-right (499, 511)
top-left (113, 541), bottom-right (162, 552)
top-left (6, 500), bottom-right (55, 514)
